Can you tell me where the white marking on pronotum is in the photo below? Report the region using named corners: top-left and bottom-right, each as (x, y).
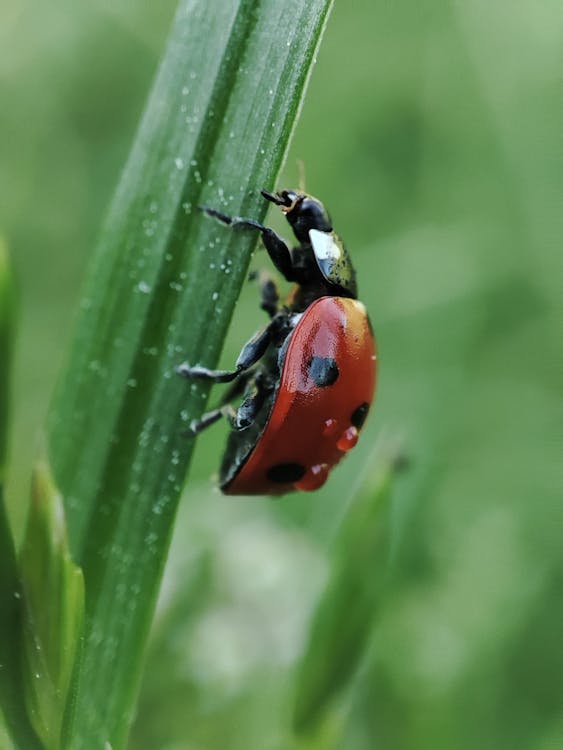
top-left (309, 229), bottom-right (342, 262)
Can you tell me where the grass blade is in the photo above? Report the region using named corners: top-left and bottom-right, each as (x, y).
top-left (0, 241), bottom-right (42, 749)
top-left (0, 238), bottom-right (14, 481)
top-left (292, 450), bottom-right (401, 736)
top-left (46, 1), bottom-right (334, 747)
top-left (19, 464), bottom-right (84, 750)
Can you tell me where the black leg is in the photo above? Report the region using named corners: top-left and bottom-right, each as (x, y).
top-left (199, 206), bottom-right (265, 233)
top-left (177, 363), bottom-right (241, 384)
top-left (185, 372), bottom-right (274, 437)
top-left (184, 407), bottom-right (223, 436)
top-left (200, 205), bottom-right (295, 282)
top-left (177, 319), bottom-right (274, 384)
top-left (249, 269), bottom-right (280, 318)
top-left (233, 373), bottom-right (274, 429)
top-left (216, 368), bottom-right (255, 406)
top-left (235, 324), bottom-right (272, 370)
top-left (258, 228), bottom-right (295, 281)
top-left (185, 404), bottom-right (238, 436)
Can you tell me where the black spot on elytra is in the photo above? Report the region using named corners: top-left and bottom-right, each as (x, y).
top-left (351, 402), bottom-right (370, 430)
top-left (309, 356), bottom-right (339, 387)
top-left (267, 463), bottom-right (306, 483)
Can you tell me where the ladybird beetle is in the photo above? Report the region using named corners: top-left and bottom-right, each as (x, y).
top-left (177, 189), bottom-right (377, 495)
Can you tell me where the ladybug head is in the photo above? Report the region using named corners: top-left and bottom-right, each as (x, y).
top-left (262, 189), bottom-right (358, 298)
top-left (261, 190), bottom-right (332, 243)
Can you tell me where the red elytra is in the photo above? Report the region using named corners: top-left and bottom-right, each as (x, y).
top-left (223, 297), bottom-right (377, 495)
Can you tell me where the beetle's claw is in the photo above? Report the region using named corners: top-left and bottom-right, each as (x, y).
top-left (198, 205), bottom-right (233, 225)
top-left (176, 362), bottom-right (192, 378)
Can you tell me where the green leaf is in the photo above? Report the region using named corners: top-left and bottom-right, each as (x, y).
top-left (0, 716), bottom-right (16, 750)
top-left (0, 242), bottom-right (42, 749)
top-left (292, 449), bottom-right (401, 735)
top-left (45, 1), bottom-right (334, 747)
top-left (0, 491), bottom-right (43, 750)
top-left (0, 238), bottom-right (15, 480)
top-left (19, 463), bottom-right (84, 750)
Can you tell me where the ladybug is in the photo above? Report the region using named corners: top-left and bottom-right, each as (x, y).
top-left (177, 189), bottom-right (377, 495)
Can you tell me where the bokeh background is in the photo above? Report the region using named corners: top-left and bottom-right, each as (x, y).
top-left (2, 1), bottom-right (562, 748)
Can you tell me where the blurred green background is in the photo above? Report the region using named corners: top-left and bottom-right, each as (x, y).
top-left (2, 1), bottom-right (562, 748)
